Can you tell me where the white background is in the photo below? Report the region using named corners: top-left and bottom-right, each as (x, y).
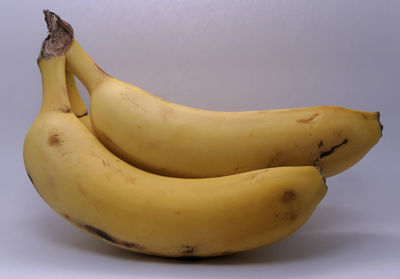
top-left (1, 0), bottom-right (399, 278)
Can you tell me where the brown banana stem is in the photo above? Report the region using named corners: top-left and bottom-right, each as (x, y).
top-left (40, 10), bottom-right (74, 60)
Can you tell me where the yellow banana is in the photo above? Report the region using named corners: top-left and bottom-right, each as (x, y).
top-left (24, 52), bottom-right (326, 257)
top-left (51, 11), bottom-right (382, 178)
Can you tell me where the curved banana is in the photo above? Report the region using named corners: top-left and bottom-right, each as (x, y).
top-left (51, 11), bottom-right (382, 178)
top-left (24, 53), bottom-right (327, 257)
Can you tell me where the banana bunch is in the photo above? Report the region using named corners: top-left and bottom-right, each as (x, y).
top-left (23, 11), bottom-right (382, 258)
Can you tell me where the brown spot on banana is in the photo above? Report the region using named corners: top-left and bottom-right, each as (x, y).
top-left (83, 224), bottom-right (145, 250)
top-left (247, 173), bottom-right (258, 181)
top-left (246, 169), bottom-right (268, 181)
top-left (77, 111), bottom-right (88, 118)
top-left (61, 213), bottom-right (146, 251)
top-left (59, 105), bottom-right (72, 113)
top-left (319, 139), bottom-right (348, 158)
top-left (126, 176), bottom-right (136, 184)
top-left (181, 245), bottom-right (196, 255)
top-left (297, 113), bottom-right (320, 123)
top-left (174, 210), bottom-right (182, 216)
top-left (290, 213), bottom-right (298, 221)
top-left (282, 190), bottom-right (296, 203)
top-left (48, 133), bottom-right (62, 147)
top-left (313, 157), bottom-right (320, 166)
top-left (275, 212), bottom-right (298, 222)
top-left (78, 185), bottom-right (87, 197)
top-left (101, 159), bottom-right (111, 168)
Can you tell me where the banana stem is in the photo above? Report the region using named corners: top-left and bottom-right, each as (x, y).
top-left (65, 40), bottom-right (109, 93)
top-left (38, 11), bottom-right (73, 113)
top-left (38, 56), bottom-right (71, 113)
top-left (41, 10), bottom-right (73, 60)
top-left (42, 10), bottom-right (108, 93)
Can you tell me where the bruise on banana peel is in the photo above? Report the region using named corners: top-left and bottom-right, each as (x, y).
top-left (77, 111), bottom-right (88, 118)
top-left (61, 214), bottom-right (209, 258)
top-left (59, 105), bottom-right (72, 113)
top-left (48, 133), bottom-right (62, 147)
top-left (320, 139), bottom-right (348, 159)
top-left (181, 245), bottom-right (196, 255)
top-left (275, 212), bottom-right (298, 222)
top-left (61, 214), bottom-right (147, 251)
top-left (297, 113), bottom-right (320, 123)
top-left (276, 190), bottom-right (299, 221)
top-left (282, 190), bottom-right (296, 203)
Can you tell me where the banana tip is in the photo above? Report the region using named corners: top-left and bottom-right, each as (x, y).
top-left (376, 111), bottom-right (383, 137)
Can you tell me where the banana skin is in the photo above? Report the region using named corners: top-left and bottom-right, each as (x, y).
top-left (24, 55), bottom-right (327, 257)
top-left (46, 11), bottom-right (382, 178)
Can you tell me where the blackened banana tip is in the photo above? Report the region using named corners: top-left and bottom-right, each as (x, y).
top-left (376, 111), bottom-right (383, 137)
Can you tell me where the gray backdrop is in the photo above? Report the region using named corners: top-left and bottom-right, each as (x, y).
top-left (1, 1), bottom-right (399, 278)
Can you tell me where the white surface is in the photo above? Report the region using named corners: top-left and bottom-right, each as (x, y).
top-left (1, 0), bottom-right (399, 278)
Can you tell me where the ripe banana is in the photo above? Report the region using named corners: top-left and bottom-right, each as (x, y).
top-left (24, 52), bottom-right (327, 257)
top-left (42, 11), bottom-right (383, 178)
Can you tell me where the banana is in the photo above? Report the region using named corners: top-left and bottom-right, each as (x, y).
top-left (50, 11), bottom-right (382, 178)
top-left (24, 51), bottom-right (327, 257)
